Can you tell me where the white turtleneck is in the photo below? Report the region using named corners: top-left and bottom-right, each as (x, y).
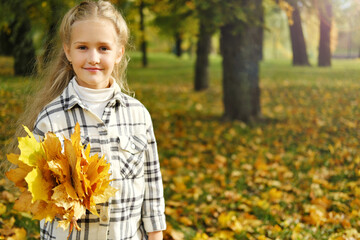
top-left (72, 78), bottom-right (115, 120)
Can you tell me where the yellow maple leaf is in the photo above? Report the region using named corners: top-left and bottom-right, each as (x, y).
top-left (31, 201), bottom-right (64, 223)
top-left (7, 123), bottom-right (117, 238)
top-left (6, 167), bottom-right (30, 190)
top-left (18, 126), bottom-right (44, 166)
top-left (87, 155), bottom-right (109, 185)
top-left (43, 132), bottom-right (62, 160)
top-left (218, 211), bottom-right (237, 229)
top-left (268, 188), bottom-right (283, 202)
top-left (303, 205), bottom-right (327, 226)
top-left (25, 167), bottom-right (53, 202)
top-left (62, 181), bottom-right (78, 200)
top-left (258, 235), bottom-right (271, 240)
top-left (213, 230), bottom-right (235, 239)
top-left (6, 153), bottom-right (33, 190)
top-left (7, 153), bottom-right (32, 170)
top-left (71, 123), bottom-right (82, 152)
top-left (58, 200), bottom-right (86, 235)
top-left (13, 191), bottom-right (32, 212)
top-left (0, 203), bottom-right (6, 215)
top-left (47, 156), bottom-right (71, 186)
top-left (13, 191), bottom-right (62, 223)
top-left (92, 182), bottom-right (117, 203)
top-left (64, 138), bottom-right (85, 199)
top-left (193, 232), bottom-right (209, 240)
top-left (7, 228), bottom-right (27, 240)
top-left (52, 184), bottom-right (75, 210)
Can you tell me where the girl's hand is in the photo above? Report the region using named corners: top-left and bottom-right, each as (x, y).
top-left (148, 231), bottom-right (163, 240)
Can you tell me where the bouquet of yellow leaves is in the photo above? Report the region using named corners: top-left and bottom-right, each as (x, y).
top-left (6, 123), bottom-right (118, 238)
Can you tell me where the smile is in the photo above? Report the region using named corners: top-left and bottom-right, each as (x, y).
top-left (84, 67), bottom-right (103, 72)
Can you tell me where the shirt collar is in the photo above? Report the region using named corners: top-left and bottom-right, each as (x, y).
top-left (62, 77), bottom-right (127, 111)
top-left (111, 82), bottom-right (128, 108)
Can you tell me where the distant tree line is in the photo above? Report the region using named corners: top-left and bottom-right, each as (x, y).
top-left (0, 0), bottom-right (353, 122)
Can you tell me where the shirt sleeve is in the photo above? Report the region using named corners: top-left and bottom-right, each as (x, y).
top-left (33, 105), bottom-right (56, 135)
top-left (33, 111), bottom-right (52, 141)
top-left (141, 109), bottom-right (166, 232)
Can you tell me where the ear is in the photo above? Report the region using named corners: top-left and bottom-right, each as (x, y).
top-left (115, 46), bottom-right (125, 64)
top-left (63, 43), bottom-right (72, 62)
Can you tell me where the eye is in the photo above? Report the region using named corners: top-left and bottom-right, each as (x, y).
top-left (77, 46), bottom-right (87, 50)
top-left (100, 46), bottom-right (110, 52)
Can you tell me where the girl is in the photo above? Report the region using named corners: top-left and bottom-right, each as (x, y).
top-left (14, 1), bottom-right (166, 239)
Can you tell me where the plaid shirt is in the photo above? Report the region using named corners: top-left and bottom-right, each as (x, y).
top-left (34, 79), bottom-right (166, 240)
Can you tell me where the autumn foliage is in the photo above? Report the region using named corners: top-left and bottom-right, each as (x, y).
top-left (5, 123), bottom-right (117, 238)
top-left (1, 56), bottom-right (360, 239)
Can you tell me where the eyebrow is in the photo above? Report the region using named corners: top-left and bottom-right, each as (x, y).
top-left (72, 41), bottom-right (113, 45)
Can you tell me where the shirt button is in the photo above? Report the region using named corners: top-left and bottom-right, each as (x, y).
top-left (131, 144), bottom-right (136, 149)
top-left (101, 215), bottom-right (108, 222)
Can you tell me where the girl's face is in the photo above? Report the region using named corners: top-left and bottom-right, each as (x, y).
top-left (64, 18), bottom-right (123, 89)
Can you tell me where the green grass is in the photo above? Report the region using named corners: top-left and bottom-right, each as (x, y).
top-left (1, 53), bottom-right (360, 239)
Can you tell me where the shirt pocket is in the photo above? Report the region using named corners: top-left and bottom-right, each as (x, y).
top-left (117, 134), bottom-right (147, 179)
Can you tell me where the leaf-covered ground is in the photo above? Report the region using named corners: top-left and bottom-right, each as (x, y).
top-left (1, 54), bottom-right (360, 239)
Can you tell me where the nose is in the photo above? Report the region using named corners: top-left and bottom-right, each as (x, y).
top-left (88, 49), bottom-right (100, 65)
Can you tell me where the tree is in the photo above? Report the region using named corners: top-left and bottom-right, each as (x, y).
top-left (0, 0), bottom-right (76, 75)
top-left (0, 2), bottom-right (14, 56)
top-left (194, 21), bottom-right (212, 91)
top-left (39, 0), bottom-right (71, 66)
top-left (0, 27), bottom-right (13, 57)
top-left (151, 0), bottom-right (195, 58)
top-left (174, 32), bottom-right (183, 57)
top-left (286, 0), bottom-right (310, 66)
top-left (149, 0), bottom-right (216, 90)
top-left (150, 0), bottom-right (214, 90)
top-left (193, 1), bottom-right (216, 91)
top-left (219, 0), bottom-right (263, 121)
top-left (139, 0), bottom-right (148, 67)
top-left (318, 0), bottom-right (332, 66)
top-left (12, 18), bottom-right (37, 76)
top-left (0, 0), bottom-right (37, 76)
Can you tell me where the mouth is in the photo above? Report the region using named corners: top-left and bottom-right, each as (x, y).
top-left (84, 67), bottom-right (103, 72)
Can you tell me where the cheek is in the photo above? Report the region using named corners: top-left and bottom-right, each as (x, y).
top-left (71, 54), bottom-right (86, 65)
top-left (103, 55), bottom-right (118, 69)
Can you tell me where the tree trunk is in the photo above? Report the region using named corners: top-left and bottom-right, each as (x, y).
top-left (220, 0), bottom-right (262, 122)
top-left (174, 32), bottom-right (182, 57)
top-left (347, 31), bottom-right (352, 58)
top-left (318, 0), bottom-right (332, 66)
top-left (42, 22), bottom-right (57, 66)
top-left (12, 18), bottom-right (36, 76)
top-left (194, 21), bottom-right (212, 91)
top-left (0, 27), bottom-right (13, 56)
top-left (139, 0), bottom-right (148, 67)
top-left (259, 7), bottom-right (264, 61)
top-left (287, 0), bottom-right (310, 66)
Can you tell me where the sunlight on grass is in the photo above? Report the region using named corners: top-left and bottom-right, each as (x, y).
top-left (1, 54), bottom-right (360, 239)
top-left (0, 56), bottom-right (14, 76)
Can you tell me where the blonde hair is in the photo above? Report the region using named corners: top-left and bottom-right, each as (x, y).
top-left (9, 0), bottom-right (130, 153)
